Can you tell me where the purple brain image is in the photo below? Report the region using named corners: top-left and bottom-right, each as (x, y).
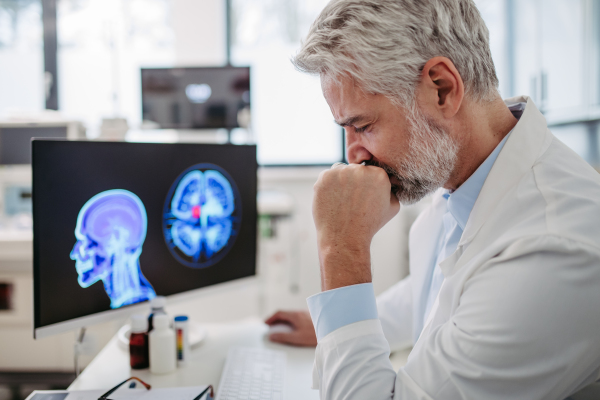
top-left (163, 165), bottom-right (240, 268)
top-left (70, 189), bottom-right (156, 309)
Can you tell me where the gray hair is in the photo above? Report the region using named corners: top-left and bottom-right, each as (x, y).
top-left (293, 0), bottom-right (499, 106)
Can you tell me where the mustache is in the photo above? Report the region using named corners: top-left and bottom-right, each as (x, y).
top-left (364, 159), bottom-right (395, 178)
top-left (364, 159), bottom-right (431, 202)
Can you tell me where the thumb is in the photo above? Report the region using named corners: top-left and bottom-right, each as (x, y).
top-left (269, 332), bottom-right (292, 344)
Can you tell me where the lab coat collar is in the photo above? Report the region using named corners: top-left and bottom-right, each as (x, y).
top-left (447, 132), bottom-right (510, 231)
top-left (439, 96), bottom-right (551, 277)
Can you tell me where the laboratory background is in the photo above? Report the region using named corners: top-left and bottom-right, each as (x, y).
top-left (0, 0), bottom-right (599, 399)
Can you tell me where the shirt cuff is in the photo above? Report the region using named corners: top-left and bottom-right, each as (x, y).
top-left (306, 282), bottom-right (378, 341)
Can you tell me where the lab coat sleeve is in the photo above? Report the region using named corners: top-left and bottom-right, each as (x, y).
top-left (376, 275), bottom-right (414, 351)
top-left (307, 283), bottom-right (378, 341)
top-left (312, 236), bottom-right (600, 400)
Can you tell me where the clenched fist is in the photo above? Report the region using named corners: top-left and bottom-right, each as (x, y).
top-left (313, 163), bottom-right (400, 291)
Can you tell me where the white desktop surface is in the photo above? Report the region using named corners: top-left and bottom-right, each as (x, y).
top-left (68, 318), bottom-right (319, 399)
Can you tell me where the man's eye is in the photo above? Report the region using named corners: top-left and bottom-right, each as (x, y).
top-left (355, 124), bottom-right (370, 133)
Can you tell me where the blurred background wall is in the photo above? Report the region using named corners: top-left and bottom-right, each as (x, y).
top-left (2, 0), bottom-right (599, 166)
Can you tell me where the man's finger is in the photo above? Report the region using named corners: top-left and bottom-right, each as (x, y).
top-left (330, 162), bottom-right (347, 169)
top-left (269, 332), bottom-right (308, 347)
top-left (269, 332), bottom-right (294, 344)
top-left (265, 310), bottom-right (296, 326)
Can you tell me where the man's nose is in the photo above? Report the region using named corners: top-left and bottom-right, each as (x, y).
top-left (345, 129), bottom-right (372, 164)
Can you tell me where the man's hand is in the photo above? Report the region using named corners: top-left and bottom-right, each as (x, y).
top-left (313, 163), bottom-right (400, 290)
top-left (265, 310), bottom-right (317, 347)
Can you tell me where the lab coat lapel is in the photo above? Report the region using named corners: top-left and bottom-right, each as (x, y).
top-left (416, 249), bottom-right (463, 340)
top-left (408, 189), bottom-right (447, 342)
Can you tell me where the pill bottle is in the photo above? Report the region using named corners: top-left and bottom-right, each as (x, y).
top-left (149, 314), bottom-right (176, 374)
top-left (148, 296), bottom-right (166, 332)
top-left (174, 315), bottom-right (190, 367)
top-left (129, 314), bottom-right (149, 369)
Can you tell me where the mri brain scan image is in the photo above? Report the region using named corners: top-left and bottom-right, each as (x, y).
top-left (163, 164), bottom-right (241, 268)
top-left (70, 190), bottom-right (156, 309)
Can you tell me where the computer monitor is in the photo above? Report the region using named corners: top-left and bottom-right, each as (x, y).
top-left (0, 121), bottom-right (84, 165)
top-left (141, 66), bottom-right (251, 129)
top-left (32, 140), bottom-right (257, 339)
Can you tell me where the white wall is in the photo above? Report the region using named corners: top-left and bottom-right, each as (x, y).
top-left (170, 0), bottom-right (227, 66)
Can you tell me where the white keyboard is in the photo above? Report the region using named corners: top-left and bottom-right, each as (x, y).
top-left (216, 347), bottom-right (286, 400)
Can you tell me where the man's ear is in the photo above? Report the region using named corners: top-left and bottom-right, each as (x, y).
top-left (417, 56), bottom-right (464, 119)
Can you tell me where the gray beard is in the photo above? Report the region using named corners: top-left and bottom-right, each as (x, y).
top-left (366, 105), bottom-right (458, 205)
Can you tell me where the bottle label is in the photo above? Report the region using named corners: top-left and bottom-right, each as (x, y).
top-left (176, 327), bottom-right (184, 361)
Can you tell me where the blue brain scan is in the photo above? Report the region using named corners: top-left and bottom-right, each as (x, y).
top-left (163, 164), bottom-right (241, 268)
top-left (70, 190), bottom-right (156, 309)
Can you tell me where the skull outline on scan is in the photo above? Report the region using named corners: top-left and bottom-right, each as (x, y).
top-left (70, 189), bottom-right (156, 309)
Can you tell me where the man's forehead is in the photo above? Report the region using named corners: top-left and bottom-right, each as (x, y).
top-left (321, 74), bottom-right (360, 98)
top-left (321, 75), bottom-right (370, 121)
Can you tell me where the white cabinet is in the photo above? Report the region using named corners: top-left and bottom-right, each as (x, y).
top-left (0, 234), bottom-right (117, 371)
top-left (512, 0), bottom-right (600, 124)
top-left (540, 0), bottom-right (586, 114)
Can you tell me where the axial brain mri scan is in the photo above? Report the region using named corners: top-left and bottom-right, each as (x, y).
top-left (163, 164), bottom-right (241, 268)
top-left (70, 189), bottom-right (156, 309)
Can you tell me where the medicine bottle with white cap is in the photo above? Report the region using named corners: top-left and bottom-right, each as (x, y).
top-left (149, 314), bottom-right (176, 374)
top-left (148, 296), bottom-right (167, 332)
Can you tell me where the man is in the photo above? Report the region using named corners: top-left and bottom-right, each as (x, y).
top-left (266, 0), bottom-right (600, 399)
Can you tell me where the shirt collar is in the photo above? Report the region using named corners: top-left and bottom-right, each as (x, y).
top-left (445, 101), bottom-right (525, 230)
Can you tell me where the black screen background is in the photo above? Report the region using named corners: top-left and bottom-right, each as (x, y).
top-left (33, 141), bottom-right (257, 329)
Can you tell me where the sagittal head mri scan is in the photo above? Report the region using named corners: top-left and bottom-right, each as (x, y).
top-left (70, 189), bottom-right (156, 309)
top-left (163, 164), bottom-right (242, 268)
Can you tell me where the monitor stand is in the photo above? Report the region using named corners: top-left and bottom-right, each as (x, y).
top-left (74, 327), bottom-right (86, 377)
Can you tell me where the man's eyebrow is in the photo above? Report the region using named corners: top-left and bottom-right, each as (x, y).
top-left (334, 115), bottom-right (369, 127)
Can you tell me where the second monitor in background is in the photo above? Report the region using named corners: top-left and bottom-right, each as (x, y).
top-left (141, 66), bottom-right (251, 130)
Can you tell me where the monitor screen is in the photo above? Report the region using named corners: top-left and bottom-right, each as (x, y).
top-left (141, 66), bottom-right (250, 129)
top-left (33, 140), bottom-right (257, 337)
top-left (0, 126), bottom-right (68, 164)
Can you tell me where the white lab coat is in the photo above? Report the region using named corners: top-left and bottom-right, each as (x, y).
top-left (312, 96), bottom-right (600, 400)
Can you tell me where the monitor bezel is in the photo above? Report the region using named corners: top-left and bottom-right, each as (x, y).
top-left (33, 275), bottom-right (257, 339)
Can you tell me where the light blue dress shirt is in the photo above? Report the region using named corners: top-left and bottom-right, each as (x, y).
top-left (307, 103), bottom-right (524, 341)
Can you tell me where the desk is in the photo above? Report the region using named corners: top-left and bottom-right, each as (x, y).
top-left (68, 319), bottom-right (319, 399)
